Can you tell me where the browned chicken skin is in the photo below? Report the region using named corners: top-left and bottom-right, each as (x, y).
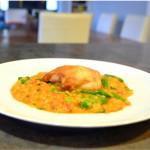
top-left (42, 65), bottom-right (102, 91)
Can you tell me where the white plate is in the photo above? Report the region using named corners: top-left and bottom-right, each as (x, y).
top-left (0, 58), bottom-right (150, 128)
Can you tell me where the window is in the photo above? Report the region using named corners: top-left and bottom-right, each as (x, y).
top-left (0, 0), bottom-right (9, 11)
top-left (46, 0), bottom-right (57, 11)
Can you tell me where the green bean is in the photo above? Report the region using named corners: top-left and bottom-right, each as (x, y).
top-left (101, 77), bottom-right (109, 88)
top-left (111, 93), bottom-right (126, 101)
top-left (80, 90), bottom-right (127, 103)
top-left (104, 74), bottom-right (124, 82)
top-left (81, 90), bottom-right (111, 98)
top-left (96, 90), bottom-right (112, 97)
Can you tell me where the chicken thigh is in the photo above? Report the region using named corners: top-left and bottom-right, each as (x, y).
top-left (42, 65), bottom-right (102, 91)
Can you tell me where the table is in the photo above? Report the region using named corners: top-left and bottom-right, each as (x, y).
top-left (0, 43), bottom-right (149, 150)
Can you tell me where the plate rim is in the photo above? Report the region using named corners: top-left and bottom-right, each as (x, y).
top-left (1, 57), bottom-right (150, 75)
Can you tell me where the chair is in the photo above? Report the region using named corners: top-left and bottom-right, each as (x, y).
top-left (96, 13), bottom-right (118, 35)
top-left (5, 9), bottom-right (28, 25)
top-left (120, 15), bottom-right (150, 43)
top-left (38, 12), bottom-right (92, 43)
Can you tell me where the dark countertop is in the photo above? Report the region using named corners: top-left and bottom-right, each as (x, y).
top-left (0, 43), bottom-right (149, 150)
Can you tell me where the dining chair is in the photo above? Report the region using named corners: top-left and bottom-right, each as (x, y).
top-left (5, 9), bottom-right (28, 25)
top-left (120, 15), bottom-right (150, 43)
top-left (38, 12), bottom-right (92, 43)
top-left (96, 13), bottom-right (118, 35)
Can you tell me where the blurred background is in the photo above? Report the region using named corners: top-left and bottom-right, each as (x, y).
top-left (0, 0), bottom-right (150, 45)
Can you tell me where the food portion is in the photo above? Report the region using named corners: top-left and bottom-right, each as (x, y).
top-left (11, 65), bottom-right (133, 113)
top-left (42, 65), bottom-right (102, 91)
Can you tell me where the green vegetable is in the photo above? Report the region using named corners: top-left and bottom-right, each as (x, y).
top-left (105, 74), bottom-right (124, 82)
top-left (80, 101), bottom-right (91, 109)
top-left (18, 76), bottom-right (30, 84)
top-left (111, 93), bottom-right (126, 101)
top-left (81, 89), bottom-right (128, 104)
top-left (101, 77), bottom-right (109, 88)
top-left (99, 96), bottom-right (109, 104)
top-left (96, 90), bottom-right (112, 97)
top-left (81, 90), bottom-right (111, 98)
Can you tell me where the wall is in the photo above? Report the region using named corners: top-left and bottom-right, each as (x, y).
top-left (57, 1), bottom-right (72, 13)
top-left (146, 1), bottom-right (150, 15)
top-left (87, 1), bottom-right (148, 34)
